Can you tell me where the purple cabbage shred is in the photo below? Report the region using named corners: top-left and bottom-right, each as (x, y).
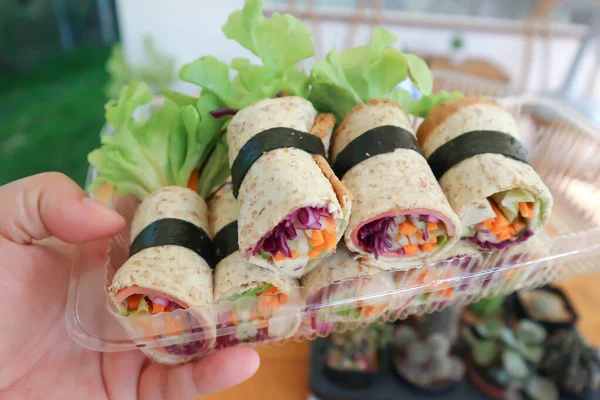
top-left (357, 217), bottom-right (397, 259)
top-left (210, 108), bottom-right (239, 118)
top-left (469, 229), bottom-right (534, 250)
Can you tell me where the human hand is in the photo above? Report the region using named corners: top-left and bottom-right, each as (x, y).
top-left (0, 173), bottom-right (259, 399)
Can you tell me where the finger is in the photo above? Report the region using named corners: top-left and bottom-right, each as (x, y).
top-left (0, 172), bottom-right (125, 244)
top-left (138, 347), bottom-right (260, 400)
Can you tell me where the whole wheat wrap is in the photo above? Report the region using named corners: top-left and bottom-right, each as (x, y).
top-left (110, 186), bottom-right (216, 363)
top-left (417, 97), bottom-right (553, 250)
top-left (227, 97), bottom-right (351, 278)
top-left (302, 244), bottom-right (394, 331)
top-left (209, 189), bottom-right (301, 345)
top-left (330, 99), bottom-right (461, 270)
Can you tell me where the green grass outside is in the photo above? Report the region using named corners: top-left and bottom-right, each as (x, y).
top-left (0, 46), bottom-right (111, 187)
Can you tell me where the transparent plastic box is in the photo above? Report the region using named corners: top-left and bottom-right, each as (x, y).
top-left (67, 78), bottom-right (600, 359)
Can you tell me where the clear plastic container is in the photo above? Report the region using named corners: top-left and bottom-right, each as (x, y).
top-left (67, 82), bottom-right (600, 359)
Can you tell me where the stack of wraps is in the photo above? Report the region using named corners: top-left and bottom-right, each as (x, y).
top-left (330, 99), bottom-right (462, 270)
top-left (109, 187), bottom-right (216, 365)
top-left (209, 185), bottom-right (302, 348)
top-left (227, 96), bottom-right (352, 278)
top-left (417, 97), bottom-right (553, 250)
top-left (302, 244), bottom-right (394, 332)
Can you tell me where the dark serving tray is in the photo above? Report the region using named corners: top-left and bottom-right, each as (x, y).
top-left (309, 339), bottom-right (489, 400)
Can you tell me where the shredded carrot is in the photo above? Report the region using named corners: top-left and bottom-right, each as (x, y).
top-left (416, 231), bottom-right (424, 242)
top-left (428, 236), bottom-right (438, 244)
top-left (481, 219), bottom-right (495, 230)
top-left (187, 169), bottom-right (199, 192)
top-left (399, 220), bottom-right (417, 236)
top-left (508, 225), bottom-right (517, 235)
top-left (262, 286), bottom-right (278, 295)
top-left (497, 231), bottom-right (511, 241)
top-left (426, 221), bottom-right (439, 232)
top-left (127, 294), bottom-right (143, 311)
top-left (151, 303), bottom-right (165, 314)
top-left (278, 293), bottom-right (288, 304)
top-left (228, 313), bottom-right (239, 326)
top-left (421, 243), bottom-right (437, 252)
top-left (519, 202), bottom-right (535, 219)
top-left (311, 230), bottom-right (325, 247)
top-left (403, 244), bottom-right (419, 256)
top-left (322, 229), bottom-right (337, 251)
top-left (274, 250), bottom-right (297, 261)
top-left (309, 244), bottom-right (327, 259)
top-left (490, 223), bottom-right (506, 236)
top-left (513, 219), bottom-right (526, 233)
top-left (361, 305), bottom-right (375, 317)
top-left (444, 288), bottom-right (454, 298)
top-left (490, 201), bottom-right (510, 227)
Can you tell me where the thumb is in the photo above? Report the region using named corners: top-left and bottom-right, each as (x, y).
top-left (0, 172), bottom-right (125, 244)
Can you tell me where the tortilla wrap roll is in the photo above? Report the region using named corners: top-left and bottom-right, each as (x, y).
top-left (302, 244), bottom-right (394, 332)
top-left (227, 96), bottom-right (352, 278)
top-left (330, 99), bottom-right (461, 270)
top-left (209, 187), bottom-right (301, 348)
top-left (110, 186), bottom-right (216, 364)
top-left (417, 96), bottom-right (553, 250)
top-left (391, 240), bottom-right (483, 313)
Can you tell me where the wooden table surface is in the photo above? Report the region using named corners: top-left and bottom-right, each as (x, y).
top-left (204, 274), bottom-right (600, 400)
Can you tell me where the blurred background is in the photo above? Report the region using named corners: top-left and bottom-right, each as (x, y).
top-left (1, 0), bottom-right (599, 187)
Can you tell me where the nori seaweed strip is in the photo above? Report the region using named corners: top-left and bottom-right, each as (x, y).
top-left (231, 127), bottom-right (327, 198)
top-left (130, 218), bottom-right (216, 268)
top-left (332, 125), bottom-right (424, 179)
top-left (427, 130), bottom-right (531, 180)
top-left (213, 220), bottom-right (239, 265)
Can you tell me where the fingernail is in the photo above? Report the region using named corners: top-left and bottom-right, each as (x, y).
top-left (82, 197), bottom-right (124, 223)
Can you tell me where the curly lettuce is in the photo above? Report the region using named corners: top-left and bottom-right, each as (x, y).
top-left (88, 81), bottom-right (225, 200)
top-left (179, 0), bottom-right (313, 110)
top-left (309, 27), bottom-right (462, 120)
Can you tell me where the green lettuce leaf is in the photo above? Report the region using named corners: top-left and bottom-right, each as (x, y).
top-left (398, 90), bottom-right (464, 118)
top-left (309, 27), bottom-right (460, 120)
top-left (179, 0), bottom-right (313, 110)
top-left (222, 0), bottom-right (313, 71)
top-left (197, 136), bottom-right (230, 199)
top-left (88, 82), bottom-right (225, 200)
top-left (228, 283), bottom-right (273, 301)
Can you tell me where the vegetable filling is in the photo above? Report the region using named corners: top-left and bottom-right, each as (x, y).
top-left (216, 284), bottom-right (289, 349)
top-left (357, 214), bottom-right (448, 259)
top-left (463, 189), bottom-right (541, 249)
top-left (121, 294), bottom-right (206, 356)
top-left (307, 280), bottom-right (388, 333)
top-left (249, 206), bottom-right (337, 263)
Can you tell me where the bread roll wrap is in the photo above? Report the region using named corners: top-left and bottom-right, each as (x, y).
top-left (417, 96), bottom-right (553, 250)
top-left (227, 97), bottom-right (352, 278)
top-left (110, 186), bottom-right (216, 363)
top-left (302, 244), bottom-right (394, 332)
top-left (330, 99), bottom-right (461, 270)
top-left (209, 188), bottom-right (301, 347)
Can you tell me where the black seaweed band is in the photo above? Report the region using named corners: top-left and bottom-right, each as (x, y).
top-left (130, 218), bottom-right (216, 269)
top-left (231, 127), bottom-right (327, 198)
top-left (213, 220), bottom-right (239, 265)
top-left (427, 130), bottom-right (531, 181)
top-left (332, 125), bottom-right (424, 179)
